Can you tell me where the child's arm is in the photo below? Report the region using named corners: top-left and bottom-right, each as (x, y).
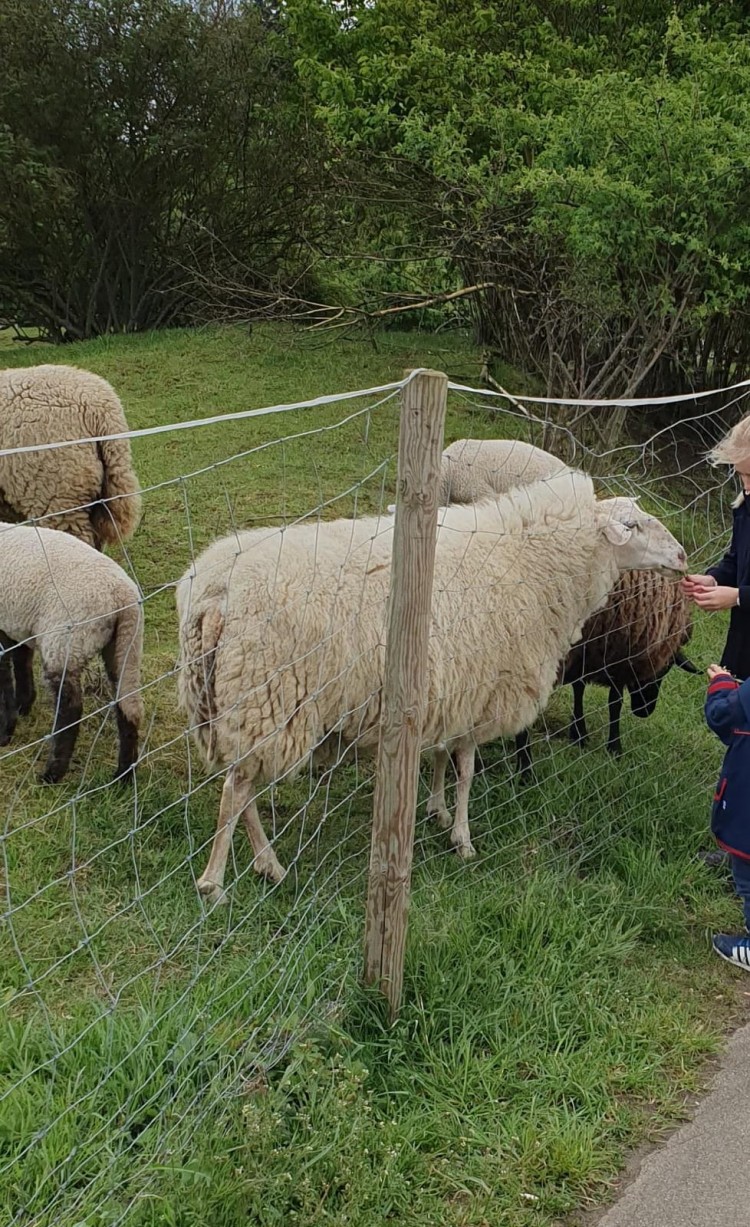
top-left (705, 666), bottom-right (742, 745)
top-left (707, 532), bottom-right (739, 588)
top-left (706, 552), bottom-right (738, 588)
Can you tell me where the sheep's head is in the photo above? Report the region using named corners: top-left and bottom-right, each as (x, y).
top-left (595, 497), bottom-right (687, 576)
top-left (629, 649), bottom-right (699, 719)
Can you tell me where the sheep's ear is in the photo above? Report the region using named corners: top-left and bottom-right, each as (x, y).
top-left (602, 519), bottom-right (632, 546)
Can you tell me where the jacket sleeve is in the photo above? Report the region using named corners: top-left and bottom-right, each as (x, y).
top-left (705, 671), bottom-right (742, 746)
top-left (707, 538), bottom-right (738, 588)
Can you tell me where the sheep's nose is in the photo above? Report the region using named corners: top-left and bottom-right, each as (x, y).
top-left (677, 547), bottom-right (687, 568)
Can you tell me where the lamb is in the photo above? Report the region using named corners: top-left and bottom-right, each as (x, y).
top-left (438, 437), bottom-right (697, 767)
top-left (175, 471), bottom-right (686, 903)
top-left (0, 523), bottom-right (144, 782)
top-left (0, 365), bottom-right (142, 549)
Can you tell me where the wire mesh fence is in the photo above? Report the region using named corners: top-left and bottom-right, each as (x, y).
top-left (0, 363), bottom-right (744, 1224)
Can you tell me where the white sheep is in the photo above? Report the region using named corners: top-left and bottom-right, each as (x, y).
top-left (439, 437), bottom-right (571, 505)
top-left (176, 472), bottom-right (686, 903)
top-left (0, 523), bottom-right (144, 782)
top-left (0, 364), bottom-right (142, 549)
top-left (439, 438), bottom-right (696, 768)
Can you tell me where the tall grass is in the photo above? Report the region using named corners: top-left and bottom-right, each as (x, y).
top-left (0, 324), bottom-right (742, 1226)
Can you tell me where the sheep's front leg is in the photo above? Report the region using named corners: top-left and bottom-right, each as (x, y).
top-left (569, 677), bottom-right (588, 746)
top-left (451, 739), bottom-right (477, 860)
top-left (427, 747), bottom-right (452, 829)
top-left (514, 729), bottom-right (533, 783)
top-left (40, 672), bottom-right (83, 783)
top-left (606, 685), bottom-right (624, 757)
top-left (241, 800), bottom-right (285, 884)
top-left (196, 767), bottom-right (251, 905)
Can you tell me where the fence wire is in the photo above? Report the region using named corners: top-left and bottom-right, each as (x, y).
top-left (0, 370), bottom-right (743, 1224)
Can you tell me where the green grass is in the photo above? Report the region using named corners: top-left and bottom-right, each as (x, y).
top-left (0, 323), bottom-right (744, 1226)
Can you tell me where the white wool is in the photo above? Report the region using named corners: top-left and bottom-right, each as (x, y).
top-left (176, 468), bottom-right (685, 891)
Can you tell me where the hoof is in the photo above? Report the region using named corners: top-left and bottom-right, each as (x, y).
top-left (197, 877), bottom-right (228, 906)
top-left (427, 804), bottom-right (453, 831)
top-left (111, 765), bottom-right (136, 786)
top-left (452, 840), bottom-right (477, 861)
top-left (39, 767), bottom-right (65, 785)
top-left (253, 849), bottom-right (286, 884)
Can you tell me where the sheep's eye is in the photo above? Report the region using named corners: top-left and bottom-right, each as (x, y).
top-left (624, 521), bottom-right (640, 531)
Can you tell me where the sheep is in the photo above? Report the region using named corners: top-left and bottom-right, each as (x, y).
top-left (0, 523), bottom-right (144, 783)
top-left (438, 438), bottom-right (698, 768)
top-left (514, 572), bottom-right (698, 776)
top-left (0, 364), bottom-right (142, 549)
top-left (175, 471), bottom-right (686, 903)
top-left (439, 437), bottom-right (571, 505)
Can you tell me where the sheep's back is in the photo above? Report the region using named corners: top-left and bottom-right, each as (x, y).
top-left (184, 526), bottom-right (394, 778)
top-left (0, 365), bottom-right (113, 525)
top-left (440, 438), bottom-right (570, 504)
top-left (0, 522), bottom-right (137, 668)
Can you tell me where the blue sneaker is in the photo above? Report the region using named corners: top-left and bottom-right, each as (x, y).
top-left (712, 933), bottom-right (750, 970)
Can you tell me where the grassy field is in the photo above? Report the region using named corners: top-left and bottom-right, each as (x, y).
top-left (0, 323), bottom-right (745, 1227)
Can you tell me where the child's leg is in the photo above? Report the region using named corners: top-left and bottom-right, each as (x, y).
top-left (730, 854), bottom-right (750, 932)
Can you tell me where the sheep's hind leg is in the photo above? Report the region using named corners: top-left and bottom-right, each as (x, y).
top-left (102, 639), bottom-right (138, 783)
top-left (0, 635), bottom-right (18, 747)
top-left (241, 800), bottom-right (285, 884)
top-left (40, 672), bottom-right (83, 783)
top-left (11, 642), bottom-right (35, 717)
top-left (427, 747), bottom-right (453, 830)
top-left (196, 767), bottom-right (250, 905)
top-left (451, 739), bottom-right (477, 860)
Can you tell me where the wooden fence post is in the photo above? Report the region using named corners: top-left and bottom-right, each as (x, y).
top-left (363, 368), bottom-right (448, 1019)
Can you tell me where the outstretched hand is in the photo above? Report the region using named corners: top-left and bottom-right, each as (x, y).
top-left (707, 663), bottom-right (729, 680)
top-left (681, 574), bottom-right (717, 597)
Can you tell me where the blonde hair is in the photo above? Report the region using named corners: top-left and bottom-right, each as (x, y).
top-left (707, 413), bottom-right (750, 468)
top-left (708, 412), bottom-right (750, 506)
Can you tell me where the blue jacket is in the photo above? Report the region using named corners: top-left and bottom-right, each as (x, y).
top-left (706, 670), bottom-right (750, 860)
top-left (707, 496), bottom-right (750, 680)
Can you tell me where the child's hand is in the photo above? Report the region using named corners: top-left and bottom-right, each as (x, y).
top-left (707, 663), bottom-right (729, 680)
top-left (694, 585), bottom-right (740, 611)
top-left (682, 574), bottom-right (717, 596)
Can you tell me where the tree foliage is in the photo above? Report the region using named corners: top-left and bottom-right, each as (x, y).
top-left (0, 0), bottom-right (325, 340)
top-left (290, 1), bottom-right (750, 414)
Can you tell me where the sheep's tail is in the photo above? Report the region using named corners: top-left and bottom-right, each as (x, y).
top-left (178, 606), bottom-right (224, 764)
top-left (109, 588), bottom-right (145, 728)
top-left (88, 387), bottom-right (142, 545)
